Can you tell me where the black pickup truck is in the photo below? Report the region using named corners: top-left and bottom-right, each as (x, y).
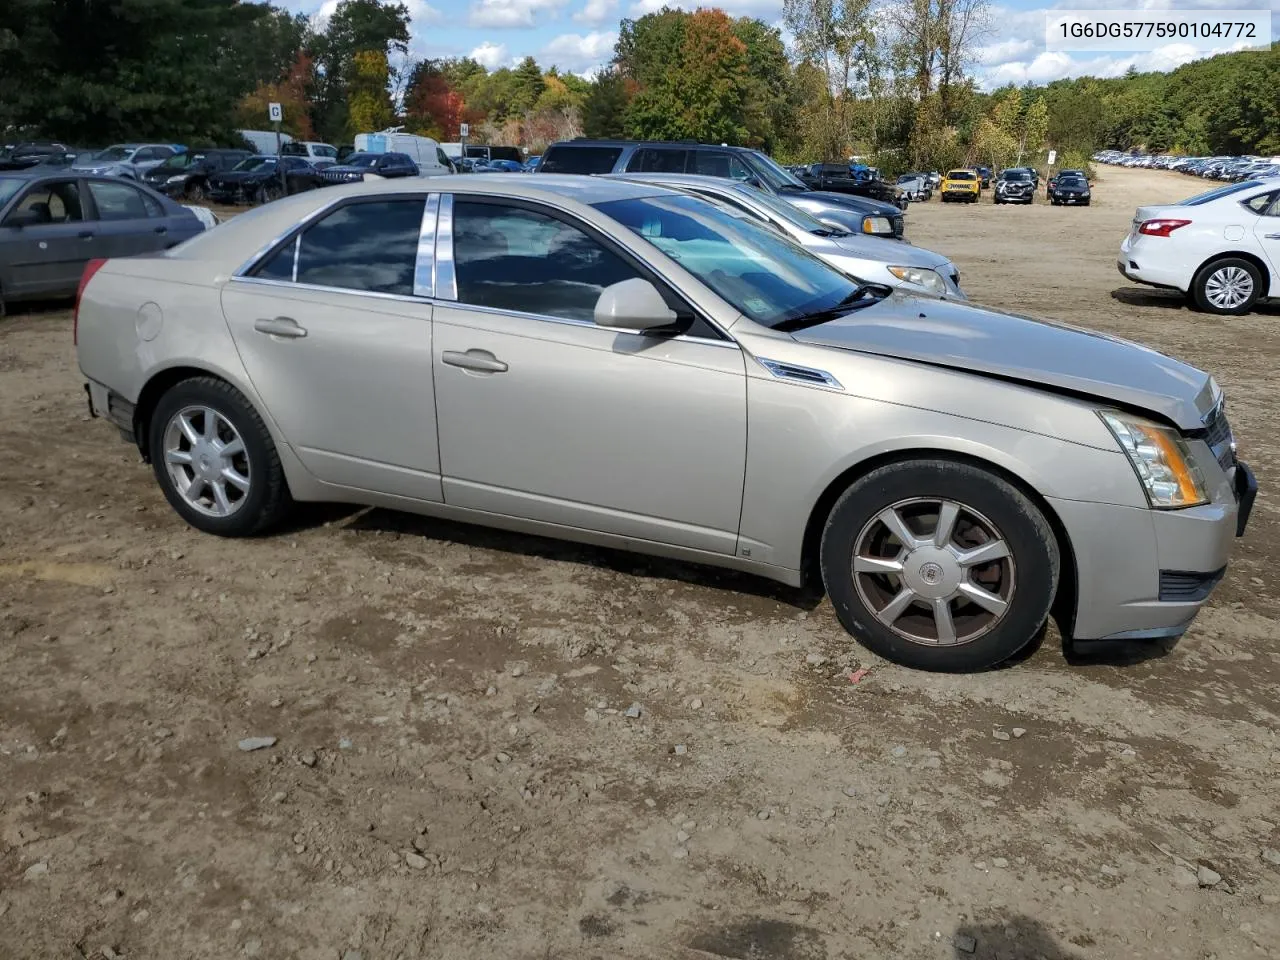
top-left (797, 163), bottom-right (906, 209)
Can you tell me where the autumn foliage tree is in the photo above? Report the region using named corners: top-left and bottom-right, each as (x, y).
top-left (236, 51), bottom-right (317, 140)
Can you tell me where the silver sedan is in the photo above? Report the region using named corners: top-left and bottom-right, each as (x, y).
top-left (75, 175), bottom-right (1255, 671)
top-left (610, 172), bottom-right (962, 298)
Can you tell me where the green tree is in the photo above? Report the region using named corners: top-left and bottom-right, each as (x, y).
top-left (0, 0), bottom-right (270, 143)
top-left (311, 0), bottom-right (410, 142)
top-left (581, 70), bottom-right (630, 139)
top-left (512, 56), bottom-right (547, 114)
top-left (348, 49), bottom-right (395, 136)
top-left (618, 8), bottom-right (752, 144)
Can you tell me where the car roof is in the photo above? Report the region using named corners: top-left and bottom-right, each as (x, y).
top-left (547, 139), bottom-right (760, 155)
top-left (167, 174), bottom-right (678, 267)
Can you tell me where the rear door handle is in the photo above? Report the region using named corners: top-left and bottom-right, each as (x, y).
top-left (155, 225), bottom-right (167, 234)
top-left (78, 230), bottom-right (93, 239)
top-left (442, 349), bottom-right (508, 373)
top-left (254, 316), bottom-right (307, 339)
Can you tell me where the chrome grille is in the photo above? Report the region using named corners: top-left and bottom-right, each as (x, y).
top-left (1202, 403), bottom-right (1235, 472)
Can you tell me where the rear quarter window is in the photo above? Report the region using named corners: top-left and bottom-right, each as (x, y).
top-left (540, 145), bottom-right (623, 175)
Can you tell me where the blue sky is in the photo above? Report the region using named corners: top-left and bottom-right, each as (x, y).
top-left (282, 0), bottom-right (1277, 86)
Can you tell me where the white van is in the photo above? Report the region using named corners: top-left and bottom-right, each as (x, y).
top-left (239, 130), bottom-right (293, 154)
top-left (281, 141), bottom-right (339, 167)
top-left (354, 130), bottom-right (452, 176)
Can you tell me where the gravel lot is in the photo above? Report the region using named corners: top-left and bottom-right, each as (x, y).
top-left (2, 165), bottom-right (1279, 960)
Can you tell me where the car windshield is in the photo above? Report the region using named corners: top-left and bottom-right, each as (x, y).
top-left (747, 151), bottom-right (809, 191)
top-left (1057, 176), bottom-right (1086, 186)
top-left (159, 153), bottom-right (189, 169)
top-left (95, 146), bottom-right (135, 161)
top-left (344, 154), bottom-right (379, 168)
top-left (1177, 181), bottom-right (1262, 206)
top-left (1002, 171), bottom-right (1032, 182)
top-left (594, 193), bottom-right (863, 329)
top-left (0, 177), bottom-right (23, 206)
top-left (947, 171), bottom-right (976, 180)
top-left (235, 157), bottom-right (275, 172)
top-left (730, 185), bottom-right (836, 234)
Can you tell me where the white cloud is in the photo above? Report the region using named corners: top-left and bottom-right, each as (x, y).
top-left (981, 40), bottom-right (1262, 87)
top-left (541, 30), bottom-right (618, 72)
top-left (404, 0), bottom-right (443, 25)
top-left (574, 0), bottom-right (617, 24)
top-left (978, 38), bottom-right (1038, 67)
top-left (469, 0), bottom-right (569, 28)
top-left (469, 41), bottom-right (509, 70)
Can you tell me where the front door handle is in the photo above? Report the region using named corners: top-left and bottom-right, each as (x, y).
top-left (78, 230), bottom-right (94, 239)
top-left (1265, 233), bottom-right (1280, 240)
top-left (254, 316), bottom-right (307, 339)
top-left (442, 349), bottom-right (508, 373)
top-left (155, 225), bottom-right (167, 234)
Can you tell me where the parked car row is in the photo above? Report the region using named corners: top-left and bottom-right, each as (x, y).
top-left (72, 171), bottom-right (1256, 675)
top-left (1095, 150), bottom-right (1280, 182)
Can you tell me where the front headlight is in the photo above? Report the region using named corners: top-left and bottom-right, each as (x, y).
top-left (166, 175), bottom-right (186, 184)
top-left (887, 265), bottom-right (948, 295)
top-left (1099, 411), bottom-right (1209, 508)
top-left (861, 216), bottom-right (893, 235)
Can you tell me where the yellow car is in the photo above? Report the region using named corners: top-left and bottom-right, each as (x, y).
top-left (940, 169), bottom-right (981, 203)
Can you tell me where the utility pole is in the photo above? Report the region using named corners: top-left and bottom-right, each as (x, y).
top-left (269, 102), bottom-right (285, 199)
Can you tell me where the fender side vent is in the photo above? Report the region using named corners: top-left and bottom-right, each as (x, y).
top-left (757, 358), bottom-right (843, 390)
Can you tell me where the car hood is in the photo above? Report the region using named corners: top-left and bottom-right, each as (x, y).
top-left (786, 188), bottom-right (899, 217)
top-left (791, 294), bottom-right (1216, 430)
top-left (827, 233), bottom-right (950, 270)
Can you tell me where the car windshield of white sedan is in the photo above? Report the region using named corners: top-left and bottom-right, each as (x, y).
top-left (1177, 181), bottom-right (1262, 206)
top-left (594, 194), bottom-right (862, 329)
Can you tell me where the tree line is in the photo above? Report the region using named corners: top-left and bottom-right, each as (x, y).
top-left (1, 0), bottom-right (1275, 167)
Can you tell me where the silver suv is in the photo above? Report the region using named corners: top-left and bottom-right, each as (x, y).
top-left (73, 144), bottom-right (181, 179)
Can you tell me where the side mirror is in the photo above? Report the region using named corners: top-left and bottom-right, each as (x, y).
top-left (594, 278), bottom-right (678, 332)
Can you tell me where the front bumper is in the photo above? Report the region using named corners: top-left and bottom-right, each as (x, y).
top-left (942, 188), bottom-right (978, 199)
top-left (1049, 461), bottom-right (1256, 643)
top-left (1052, 193), bottom-right (1090, 204)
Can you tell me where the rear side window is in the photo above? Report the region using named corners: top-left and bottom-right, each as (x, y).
top-left (628, 148), bottom-right (689, 174)
top-left (540, 145), bottom-right (623, 175)
top-left (252, 199), bottom-right (426, 295)
top-left (88, 180), bottom-right (155, 220)
top-left (488, 146), bottom-right (522, 163)
top-left (6, 181), bottom-right (84, 223)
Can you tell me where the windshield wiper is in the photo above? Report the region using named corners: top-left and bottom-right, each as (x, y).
top-left (776, 183), bottom-right (808, 193)
top-left (774, 284), bottom-right (889, 332)
top-left (811, 227), bottom-right (852, 238)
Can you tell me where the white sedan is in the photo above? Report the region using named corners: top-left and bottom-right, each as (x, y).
top-left (1119, 177), bottom-right (1280, 315)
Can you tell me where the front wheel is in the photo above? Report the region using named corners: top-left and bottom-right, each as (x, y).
top-left (819, 460), bottom-right (1059, 672)
top-left (148, 377), bottom-right (292, 536)
top-left (1192, 257), bottom-right (1263, 315)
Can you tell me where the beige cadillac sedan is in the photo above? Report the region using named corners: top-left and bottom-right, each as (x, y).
top-left (75, 175), bottom-right (1255, 671)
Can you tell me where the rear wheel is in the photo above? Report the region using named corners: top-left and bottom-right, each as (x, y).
top-left (148, 377), bottom-right (292, 537)
top-left (1192, 257), bottom-right (1263, 315)
top-left (819, 460), bottom-right (1059, 672)
top-left (184, 181), bottom-right (206, 202)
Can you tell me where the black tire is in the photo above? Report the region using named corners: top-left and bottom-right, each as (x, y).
top-left (819, 460), bottom-right (1059, 672)
top-left (148, 377), bottom-right (292, 537)
top-left (1191, 257), bottom-right (1263, 315)
top-left (184, 181), bottom-right (206, 202)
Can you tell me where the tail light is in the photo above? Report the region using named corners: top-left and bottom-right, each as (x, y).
top-left (1138, 218), bottom-right (1192, 237)
top-left (73, 258), bottom-right (107, 346)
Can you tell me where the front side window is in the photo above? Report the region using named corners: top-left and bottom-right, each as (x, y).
top-left (88, 181), bottom-right (153, 220)
top-left (692, 151), bottom-right (751, 180)
top-left (595, 193), bottom-right (859, 329)
top-left (6, 181), bottom-right (84, 224)
top-left (252, 199), bottom-right (426, 295)
top-left (452, 201), bottom-right (644, 322)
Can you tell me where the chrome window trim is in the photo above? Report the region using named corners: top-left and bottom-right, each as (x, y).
top-left (434, 194), bottom-right (457, 300)
top-left (290, 234), bottom-right (300, 282)
top-left (756, 357), bottom-right (844, 391)
top-left (228, 274), bottom-right (430, 307)
top-left (413, 193), bottom-right (440, 298)
top-left (233, 193), bottom-right (347, 277)
top-left (436, 300), bottom-right (739, 350)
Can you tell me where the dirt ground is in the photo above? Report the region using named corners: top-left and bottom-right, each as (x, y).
top-left (2, 165), bottom-right (1279, 960)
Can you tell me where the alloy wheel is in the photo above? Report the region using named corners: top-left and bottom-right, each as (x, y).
top-left (162, 405), bottom-right (251, 518)
top-left (852, 497), bottom-right (1015, 646)
top-left (1204, 266), bottom-right (1253, 310)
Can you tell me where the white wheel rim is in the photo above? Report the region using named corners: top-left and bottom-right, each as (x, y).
top-left (163, 405), bottom-right (251, 518)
